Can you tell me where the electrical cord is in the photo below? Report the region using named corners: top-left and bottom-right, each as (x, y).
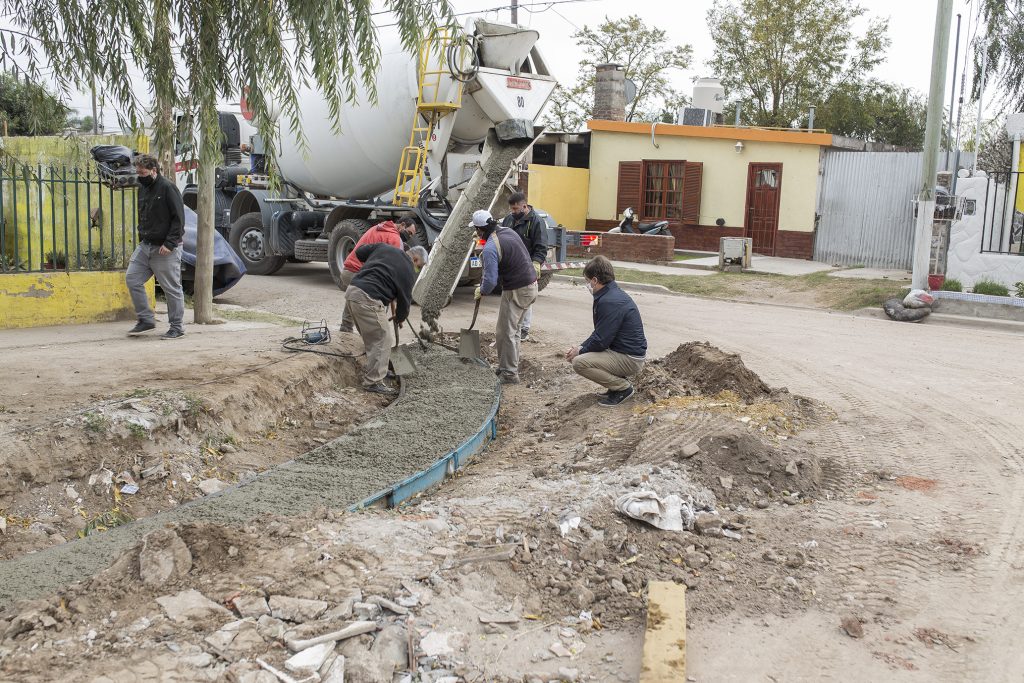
top-left (446, 34), bottom-right (480, 84)
top-left (281, 338), bottom-right (365, 358)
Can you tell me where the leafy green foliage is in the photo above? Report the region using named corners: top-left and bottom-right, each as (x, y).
top-left (972, 279), bottom-right (1009, 297)
top-left (805, 80), bottom-right (927, 148)
top-left (0, 73), bottom-right (70, 135)
top-left (544, 14), bottom-right (692, 131)
top-left (940, 278), bottom-right (962, 292)
top-left (1015, 282), bottom-right (1024, 298)
top-left (708, 0), bottom-right (889, 128)
top-left (974, 0), bottom-right (1024, 110)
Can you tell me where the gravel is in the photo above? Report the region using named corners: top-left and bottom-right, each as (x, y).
top-left (0, 347), bottom-right (497, 607)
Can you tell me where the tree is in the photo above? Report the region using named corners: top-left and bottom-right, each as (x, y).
top-left (806, 81), bottom-right (928, 148)
top-left (543, 15), bottom-right (692, 131)
top-left (6, 0), bottom-right (446, 323)
top-left (0, 73), bottom-right (69, 135)
top-left (78, 115), bottom-right (94, 133)
top-left (974, 0), bottom-right (1024, 111)
top-left (707, 0), bottom-right (889, 128)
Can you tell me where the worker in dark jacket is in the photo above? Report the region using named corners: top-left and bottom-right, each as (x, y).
top-left (500, 192), bottom-right (547, 340)
top-left (345, 243), bottom-right (427, 393)
top-left (566, 256), bottom-right (648, 406)
top-left (473, 209), bottom-right (537, 385)
top-left (125, 154), bottom-right (187, 339)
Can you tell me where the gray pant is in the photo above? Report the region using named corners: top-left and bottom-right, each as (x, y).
top-left (572, 350), bottom-right (644, 392)
top-left (126, 243), bottom-right (184, 332)
top-left (338, 269), bottom-right (356, 330)
top-left (496, 283), bottom-right (538, 375)
top-left (520, 305), bottom-right (533, 334)
top-left (345, 285), bottom-right (393, 385)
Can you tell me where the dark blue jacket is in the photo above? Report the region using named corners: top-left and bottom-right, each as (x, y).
top-left (579, 281), bottom-right (647, 357)
top-left (480, 227), bottom-right (537, 295)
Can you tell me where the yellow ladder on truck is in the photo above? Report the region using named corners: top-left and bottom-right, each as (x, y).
top-left (393, 27), bottom-right (468, 207)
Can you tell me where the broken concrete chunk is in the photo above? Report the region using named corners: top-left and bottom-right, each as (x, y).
top-left (321, 655), bottom-right (346, 683)
top-left (478, 612), bottom-right (520, 624)
top-left (694, 513), bottom-right (723, 535)
top-left (371, 624), bottom-right (409, 670)
top-left (139, 528), bottom-right (193, 587)
top-left (681, 443), bottom-right (701, 458)
top-left (420, 631), bottom-right (467, 657)
top-left (785, 460), bottom-right (800, 476)
top-left (285, 641), bottom-right (335, 674)
top-left (233, 595), bottom-right (270, 619)
top-left (269, 595), bottom-right (329, 622)
top-left (366, 595), bottom-right (409, 615)
top-left (353, 601), bottom-right (382, 621)
top-left (549, 641), bottom-right (572, 658)
top-left (155, 590), bottom-right (231, 624)
top-left (256, 614), bottom-right (288, 641)
top-left (198, 478), bottom-right (229, 495)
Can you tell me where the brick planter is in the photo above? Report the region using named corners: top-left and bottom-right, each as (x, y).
top-left (567, 232), bottom-right (675, 264)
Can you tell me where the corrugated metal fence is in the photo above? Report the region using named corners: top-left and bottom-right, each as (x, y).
top-left (814, 152), bottom-right (923, 269)
top-left (814, 151), bottom-right (975, 269)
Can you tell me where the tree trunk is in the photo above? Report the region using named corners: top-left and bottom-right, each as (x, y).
top-left (152, 0), bottom-right (175, 178)
top-left (192, 102), bottom-right (219, 324)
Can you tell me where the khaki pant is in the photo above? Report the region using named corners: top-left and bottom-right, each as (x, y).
top-left (345, 285), bottom-right (393, 385)
top-left (572, 350), bottom-right (644, 392)
top-left (496, 283), bottom-right (538, 375)
top-left (338, 269), bottom-right (356, 330)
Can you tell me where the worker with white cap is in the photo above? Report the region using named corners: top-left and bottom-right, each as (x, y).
top-left (470, 209), bottom-right (538, 384)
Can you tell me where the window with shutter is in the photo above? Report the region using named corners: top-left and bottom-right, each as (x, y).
top-left (640, 160), bottom-right (685, 220)
top-left (682, 161), bottom-right (703, 225)
top-left (616, 161), bottom-right (642, 217)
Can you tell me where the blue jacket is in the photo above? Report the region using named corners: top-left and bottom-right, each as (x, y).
top-left (580, 281), bottom-right (648, 357)
top-left (480, 227), bottom-right (537, 295)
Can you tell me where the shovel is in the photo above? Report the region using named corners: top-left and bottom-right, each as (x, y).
top-left (390, 307), bottom-right (417, 376)
top-left (458, 297), bottom-right (482, 360)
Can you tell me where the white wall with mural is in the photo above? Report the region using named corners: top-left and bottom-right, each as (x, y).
top-left (946, 173), bottom-right (1024, 289)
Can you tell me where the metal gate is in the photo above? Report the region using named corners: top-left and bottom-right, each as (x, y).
top-left (813, 151), bottom-right (924, 269)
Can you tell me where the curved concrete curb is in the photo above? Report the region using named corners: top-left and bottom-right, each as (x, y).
top-left (552, 274), bottom-right (674, 295)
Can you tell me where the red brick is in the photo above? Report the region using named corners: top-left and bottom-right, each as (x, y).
top-left (568, 232), bottom-right (674, 263)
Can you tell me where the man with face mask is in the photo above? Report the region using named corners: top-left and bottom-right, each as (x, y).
top-left (125, 155), bottom-right (186, 339)
top-left (472, 209), bottom-right (537, 385)
top-left (566, 256), bottom-right (647, 406)
top-left (500, 191), bottom-right (547, 341)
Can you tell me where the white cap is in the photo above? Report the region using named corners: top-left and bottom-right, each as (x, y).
top-left (469, 209), bottom-right (493, 228)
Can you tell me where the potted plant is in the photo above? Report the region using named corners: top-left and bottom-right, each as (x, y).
top-left (927, 273), bottom-right (945, 291)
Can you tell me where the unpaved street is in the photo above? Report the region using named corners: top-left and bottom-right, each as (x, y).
top-left (221, 265), bottom-right (1024, 680)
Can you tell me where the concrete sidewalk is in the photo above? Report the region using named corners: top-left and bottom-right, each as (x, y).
top-left (619, 253), bottom-right (913, 280)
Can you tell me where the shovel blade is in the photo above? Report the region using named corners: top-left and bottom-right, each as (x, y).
top-left (391, 347), bottom-right (418, 376)
top-left (458, 329), bottom-right (481, 360)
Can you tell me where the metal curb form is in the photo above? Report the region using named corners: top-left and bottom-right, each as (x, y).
top-left (349, 357), bottom-right (502, 511)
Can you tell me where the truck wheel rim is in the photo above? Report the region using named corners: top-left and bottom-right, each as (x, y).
top-left (333, 236), bottom-right (355, 266)
top-left (240, 229), bottom-right (265, 262)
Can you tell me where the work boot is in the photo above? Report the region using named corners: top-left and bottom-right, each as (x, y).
top-left (160, 328), bottom-right (185, 340)
top-left (519, 329), bottom-right (530, 341)
top-left (338, 323), bottom-right (354, 333)
top-left (599, 385), bottom-right (634, 407)
top-left (363, 382), bottom-right (397, 395)
top-left (128, 321), bottom-right (156, 336)
top-left (499, 372), bottom-right (520, 385)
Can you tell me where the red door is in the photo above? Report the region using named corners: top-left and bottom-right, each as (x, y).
top-left (744, 163), bottom-right (782, 255)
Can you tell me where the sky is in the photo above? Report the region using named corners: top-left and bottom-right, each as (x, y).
top-left (4, 0), bottom-right (994, 128)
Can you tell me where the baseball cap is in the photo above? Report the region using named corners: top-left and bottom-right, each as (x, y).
top-left (469, 209), bottom-right (493, 228)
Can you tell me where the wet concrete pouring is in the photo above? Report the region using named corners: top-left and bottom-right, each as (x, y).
top-left (0, 345), bottom-right (497, 607)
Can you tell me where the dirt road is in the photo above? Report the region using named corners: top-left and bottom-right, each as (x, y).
top-left (220, 268), bottom-right (1024, 680)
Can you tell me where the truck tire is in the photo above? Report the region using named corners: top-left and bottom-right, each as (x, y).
top-left (293, 239), bottom-right (329, 262)
top-left (229, 212), bottom-right (286, 276)
top-left (537, 271), bottom-right (553, 292)
top-left (328, 218), bottom-right (372, 289)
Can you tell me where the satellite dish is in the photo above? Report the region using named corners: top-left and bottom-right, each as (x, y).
top-left (625, 78), bottom-right (637, 104)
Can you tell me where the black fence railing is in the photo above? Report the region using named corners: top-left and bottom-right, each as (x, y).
top-left (980, 170), bottom-right (1023, 256)
top-left (0, 161), bottom-right (137, 273)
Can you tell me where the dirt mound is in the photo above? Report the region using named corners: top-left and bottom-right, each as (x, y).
top-left (688, 428), bottom-right (825, 504)
top-left (639, 342), bottom-right (772, 402)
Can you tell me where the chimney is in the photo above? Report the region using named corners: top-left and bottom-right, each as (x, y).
top-left (592, 64), bottom-right (626, 122)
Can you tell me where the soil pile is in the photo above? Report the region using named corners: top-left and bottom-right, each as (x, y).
top-left (639, 341), bottom-right (772, 402)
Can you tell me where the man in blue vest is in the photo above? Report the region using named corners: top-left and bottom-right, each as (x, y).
top-left (472, 209), bottom-right (537, 385)
top-left (566, 256), bottom-right (648, 406)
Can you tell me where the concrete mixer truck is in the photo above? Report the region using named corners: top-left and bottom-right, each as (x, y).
top-left (225, 18), bottom-right (559, 290)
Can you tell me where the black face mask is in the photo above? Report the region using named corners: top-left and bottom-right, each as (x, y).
top-left (138, 174), bottom-right (156, 187)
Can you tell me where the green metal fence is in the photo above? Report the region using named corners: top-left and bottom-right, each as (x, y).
top-left (0, 161), bottom-right (137, 273)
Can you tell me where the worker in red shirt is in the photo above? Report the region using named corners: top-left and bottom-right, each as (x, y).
top-left (338, 215), bottom-right (418, 332)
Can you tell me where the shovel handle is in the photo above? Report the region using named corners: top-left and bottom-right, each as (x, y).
top-left (468, 297), bottom-right (481, 331)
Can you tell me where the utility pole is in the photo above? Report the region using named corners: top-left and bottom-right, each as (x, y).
top-left (944, 13), bottom-right (961, 169)
top-left (910, 0), bottom-right (953, 291)
top-left (511, 0), bottom-right (518, 24)
top-left (971, 46), bottom-right (987, 171)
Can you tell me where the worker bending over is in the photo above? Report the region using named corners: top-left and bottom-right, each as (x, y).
top-left (566, 256), bottom-right (647, 407)
top-left (500, 191), bottom-right (547, 341)
top-left (472, 209), bottom-right (537, 385)
top-left (345, 244), bottom-right (427, 394)
top-left (338, 215), bottom-right (419, 333)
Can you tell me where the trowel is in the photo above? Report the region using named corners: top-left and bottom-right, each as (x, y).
top-left (391, 320), bottom-right (418, 376)
top-left (458, 298), bottom-right (482, 360)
